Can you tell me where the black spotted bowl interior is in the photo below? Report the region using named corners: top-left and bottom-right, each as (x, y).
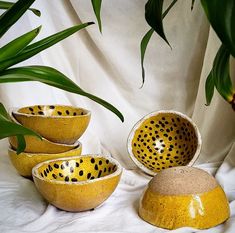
top-left (127, 110), bottom-right (201, 176)
top-left (32, 155), bottom-right (122, 212)
top-left (12, 105), bottom-right (91, 144)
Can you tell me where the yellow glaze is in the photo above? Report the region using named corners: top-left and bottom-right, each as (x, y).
top-left (9, 135), bottom-right (80, 154)
top-left (8, 144), bottom-right (82, 177)
top-left (32, 155), bottom-right (122, 212)
top-left (127, 110), bottom-right (201, 176)
top-left (13, 105), bottom-right (91, 144)
top-left (139, 186), bottom-right (230, 229)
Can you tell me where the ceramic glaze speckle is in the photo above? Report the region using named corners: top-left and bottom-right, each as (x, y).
top-left (32, 155), bottom-right (122, 212)
top-left (12, 105), bottom-right (91, 144)
top-left (38, 157), bottom-right (117, 182)
top-left (8, 144), bottom-right (82, 177)
top-left (139, 167), bottom-right (230, 229)
top-left (127, 111), bottom-right (201, 176)
top-left (18, 105), bottom-right (86, 117)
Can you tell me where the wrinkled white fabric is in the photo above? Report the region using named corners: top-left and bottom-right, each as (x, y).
top-left (0, 0), bottom-right (234, 232)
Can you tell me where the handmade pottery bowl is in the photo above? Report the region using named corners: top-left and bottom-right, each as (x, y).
top-left (127, 110), bottom-right (201, 176)
top-left (12, 105), bottom-right (91, 144)
top-left (8, 143), bottom-right (82, 177)
top-left (32, 155), bottom-right (122, 212)
top-left (9, 116), bottom-right (80, 153)
top-left (139, 166), bottom-right (230, 229)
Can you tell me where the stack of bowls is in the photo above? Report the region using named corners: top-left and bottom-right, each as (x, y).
top-left (8, 105), bottom-right (91, 177)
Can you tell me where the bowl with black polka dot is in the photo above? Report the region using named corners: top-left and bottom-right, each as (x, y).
top-left (12, 105), bottom-right (91, 144)
top-left (32, 154), bottom-right (122, 212)
top-left (127, 110), bottom-right (201, 176)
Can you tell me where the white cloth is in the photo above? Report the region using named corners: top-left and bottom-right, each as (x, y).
top-left (0, 0), bottom-right (234, 232)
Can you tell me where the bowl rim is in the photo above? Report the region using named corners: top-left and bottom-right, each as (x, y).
top-left (9, 115), bottom-right (82, 148)
top-left (11, 105), bottom-right (91, 119)
top-left (32, 154), bottom-right (123, 185)
top-left (8, 142), bottom-right (82, 156)
top-left (127, 110), bottom-right (202, 176)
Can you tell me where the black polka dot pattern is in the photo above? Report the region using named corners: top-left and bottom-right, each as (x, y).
top-left (38, 157), bottom-right (118, 183)
top-left (131, 113), bottom-right (198, 173)
top-left (18, 105), bottom-right (89, 117)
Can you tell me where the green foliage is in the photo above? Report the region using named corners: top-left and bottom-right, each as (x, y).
top-left (0, 103), bottom-right (41, 154)
top-left (0, 1), bottom-right (40, 16)
top-left (140, 0), bottom-right (177, 85)
top-left (0, 0), bottom-right (35, 38)
top-left (0, 23), bottom-right (94, 71)
top-left (201, 0), bottom-right (235, 57)
top-left (91, 0), bottom-right (102, 33)
top-left (205, 71), bottom-right (214, 106)
top-left (0, 0), bottom-right (124, 153)
top-left (201, 0), bottom-right (235, 109)
top-left (145, 0), bottom-right (170, 47)
top-left (0, 66), bottom-right (124, 122)
top-left (0, 26), bottom-right (41, 62)
top-left (140, 29), bottom-right (154, 85)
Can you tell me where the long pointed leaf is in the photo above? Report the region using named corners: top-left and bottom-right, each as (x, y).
top-left (145, 0), bottom-right (171, 47)
top-left (0, 0), bottom-right (35, 38)
top-left (141, 0), bottom-right (177, 85)
top-left (0, 1), bottom-right (41, 16)
top-left (205, 71), bottom-right (214, 106)
top-left (212, 45), bottom-right (234, 102)
top-left (15, 135), bottom-right (26, 154)
top-left (0, 26), bottom-right (41, 62)
top-left (140, 28), bottom-right (154, 85)
top-left (91, 0), bottom-right (102, 33)
top-left (201, 0), bottom-right (235, 57)
top-left (0, 22), bottom-right (94, 71)
top-left (0, 102), bottom-right (41, 153)
top-left (0, 66), bottom-right (124, 122)
top-left (0, 120), bottom-right (41, 139)
top-left (0, 102), bottom-right (11, 121)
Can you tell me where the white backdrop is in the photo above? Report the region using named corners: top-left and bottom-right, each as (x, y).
top-left (0, 1), bottom-right (235, 232)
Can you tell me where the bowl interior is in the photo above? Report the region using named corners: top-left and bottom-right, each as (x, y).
top-left (130, 112), bottom-right (199, 174)
top-left (36, 156), bottom-right (118, 182)
top-left (16, 105), bottom-right (89, 117)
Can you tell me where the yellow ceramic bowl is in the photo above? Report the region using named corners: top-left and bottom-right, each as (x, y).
top-left (8, 143), bottom-right (82, 177)
top-left (12, 105), bottom-right (91, 144)
top-left (127, 110), bottom-right (201, 176)
top-left (32, 155), bottom-right (122, 212)
top-left (9, 116), bottom-right (80, 153)
top-left (139, 166), bottom-right (230, 230)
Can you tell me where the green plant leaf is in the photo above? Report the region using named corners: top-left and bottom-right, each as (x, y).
top-left (140, 28), bottom-right (154, 85)
top-left (91, 0), bottom-right (102, 33)
top-left (212, 44), bottom-right (234, 104)
top-left (0, 102), bottom-right (41, 153)
top-left (201, 0), bottom-right (235, 57)
top-left (15, 135), bottom-right (26, 154)
top-left (0, 22), bottom-right (94, 71)
top-left (0, 0), bottom-right (35, 38)
top-left (0, 66), bottom-right (124, 122)
top-left (205, 71), bottom-right (214, 106)
top-left (0, 120), bottom-right (41, 140)
top-left (0, 102), bottom-right (10, 120)
top-left (145, 0), bottom-right (170, 47)
top-left (0, 26), bottom-right (41, 62)
top-left (141, 0), bottom-right (177, 85)
top-left (0, 1), bottom-right (41, 16)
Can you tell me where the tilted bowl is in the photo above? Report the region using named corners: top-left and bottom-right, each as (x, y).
top-left (12, 105), bottom-right (91, 144)
top-left (8, 143), bottom-right (82, 177)
top-left (9, 115), bottom-right (80, 153)
top-left (32, 155), bottom-right (122, 212)
top-left (139, 166), bottom-right (230, 229)
top-left (127, 110), bottom-right (201, 176)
